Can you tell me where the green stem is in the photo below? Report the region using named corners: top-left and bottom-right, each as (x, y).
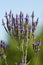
top-left (3, 54), bottom-right (8, 65)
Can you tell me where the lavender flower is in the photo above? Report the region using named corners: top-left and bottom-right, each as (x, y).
top-left (18, 24), bottom-right (20, 29)
top-left (20, 25), bottom-right (24, 31)
top-left (8, 10), bottom-right (12, 18)
top-left (2, 19), bottom-right (5, 26)
top-left (33, 41), bottom-right (41, 47)
top-left (36, 40), bottom-right (41, 46)
top-left (31, 11), bottom-right (34, 18)
top-left (32, 18), bottom-right (39, 33)
top-left (2, 11), bottom-right (41, 65)
top-left (20, 11), bottom-right (23, 19)
top-left (32, 40), bottom-right (41, 52)
top-left (0, 40), bottom-right (6, 50)
top-left (5, 12), bottom-right (7, 18)
top-left (12, 14), bottom-right (15, 25)
top-left (32, 25), bottom-right (35, 32)
top-left (19, 11), bottom-right (23, 23)
top-left (15, 24), bottom-right (18, 28)
top-left (2, 42), bottom-right (6, 49)
top-left (2, 19), bottom-right (8, 33)
top-left (11, 25), bottom-right (14, 29)
top-left (25, 14), bottom-right (29, 24)
top-left (16, 14), bottom-right (19, 24)
top-left (35, 17), bottom-right (39, 26)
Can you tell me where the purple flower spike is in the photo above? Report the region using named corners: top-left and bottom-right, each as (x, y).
top-left (2, 19), bottom-right (5, 26)
top-left (12, 14), bottom-right (15, 22)
top-left (11, 25), bottom-right (14, 29)
top-left (2, 42), bottom-right (6, 49)
top-left (33, 43), bottom-right (37, 46)
top-left (31, 11), bottom-right (34, 18)
top-left (36, 40), bottom-right (41, 46)
top-left (20, 11), bottom-right (23, 20)
top-left (32, 42), bottom-right (39, 46)
top-left (32, 25), bottom-right (35, 32)
top-left (8, 10), bottom-right (12, 18)
top-left (16, 18), bottom-right (19, 22)
top-left (15, 24), bottom-right (18, 28)
top-left (16, 14), bottom-right (19, 23)
top-left (20, 11), bottom-right (23, 17)
top-left (35, 17), bottom-right (39, 26)
top-left (32, 40), bottom-right (41, 52)
top-left (18, 24), bottom-right (20, 29)
top-left (0, 40), bottom-right (6, 50)
top-left (25, 14), bottom-right (29, 24)
top-left (5, 12), bottom-right (7, 18)
top-left (20, 26), bottom-right (24, 31)
top-left (33, 40), bottom-right (41, 47)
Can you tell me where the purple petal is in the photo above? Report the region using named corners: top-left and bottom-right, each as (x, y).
top-left (37, 41), bottom-right (41, 46)
top-left (20, 63), bottom-right (24, 65)
top-left (16, 18), bottom-right (19, 22)
top-left (8, 10), bottom-right (12, 18)
top-left (32, 40), bottom-right (41, 46)
top-left (32, 25), bottom-right (35, 32)
top-left (20, 12), bottom-right (23, 20)
top-left (12, 18), bottom-right (15, 22)
top-left (11, 25), bottom-right (14, 29)
top-left (2, 42), bottom-right (6, 49)
top-left (15, 24), bottom-right (18, 28)
top-left (25, 18), bottom-right (29, 23)
top-left (20, 26), bottom-right (24, 31)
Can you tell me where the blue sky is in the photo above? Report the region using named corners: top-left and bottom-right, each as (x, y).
top-left (0, 0), bottom-right (43, 42)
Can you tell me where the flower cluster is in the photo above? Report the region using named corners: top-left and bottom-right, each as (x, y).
top-left (0, 40), bottom-right (6, 50)
top-left (2, 10), bottom-right (29, 39)
top-left (31, 11), bottom-right (39, 38)
top-left (2, 10), bottom-right (41, 65)
top-left (0, 40), bottom-right (7, 65)
top-left (32, 40), bottom-right (41, 53)
top-left (2, 11), bottom-right (38, 41)
top-left (0, 40), bottom-right (7, 57)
